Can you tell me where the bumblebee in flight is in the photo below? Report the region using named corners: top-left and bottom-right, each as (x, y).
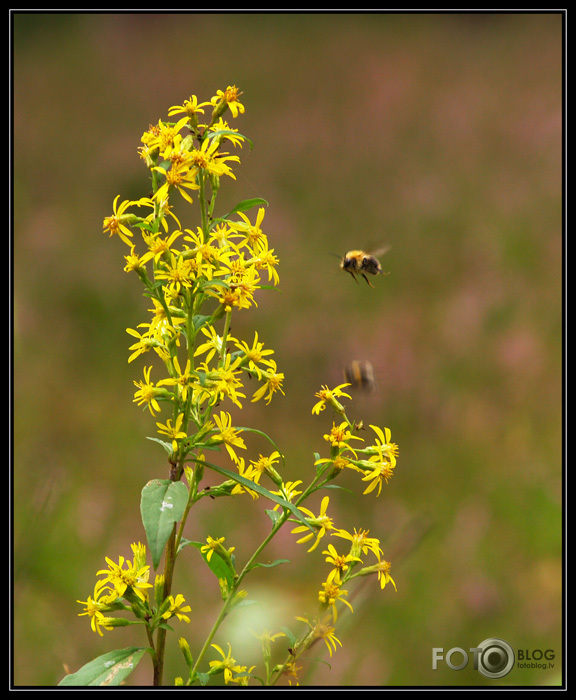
top-left (340, 246), bottom-right (390, 287)
top-left (344, 359), bottom-right (377, 393)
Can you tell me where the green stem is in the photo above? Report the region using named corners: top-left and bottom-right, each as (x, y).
top-left (219, 310), bottom-right (232, 366)
top-left (188, 461), bottom-right (330, 684)
top-left (189, 512), bottom-right (290, 682)
top-left (174, 463), bottom-right (201, 555)
top-left (153, 523), bottom-right (178, 686)
top-left (197, 170), bottom-right (209, 236)
top-left (145, 625), bottom-right (160, 686)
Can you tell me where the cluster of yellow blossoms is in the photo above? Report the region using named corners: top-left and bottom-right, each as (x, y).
top-left (103, 87), bottom-right (282, 438)
top-left (74, 88), bottom-right (400, 687)
top-left (77, 542), bottom-right (191, 637)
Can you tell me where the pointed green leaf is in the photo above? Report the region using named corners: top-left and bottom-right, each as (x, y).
top-left (280, 627), bottom-right (297, 647)
top-left (210, 198), bottom-right (269, 227)
top-left (196, 460), bottom-right (312, 531)
top-left (265, 508), bottom-right (282, 525)
top-left (192, 314), bottom-right (212, 332)
top-left (180, 539), bottom-right (236, 589)
top-left (145, 437), bottom-right (174, 455)
top-left (140, 479), bottom-right (189, 569)
top-left (205, 129), bottom-right (254, 150)
top-left (58, 647), bottom-right (149, 686)
top-left (197, 671), bottom-right (210, 686)
top-left (247, 558), bottom-right (290, 572)
top-left (226, 197), bottom-right (268, 215)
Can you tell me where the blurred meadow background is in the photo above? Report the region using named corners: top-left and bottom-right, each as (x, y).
top-left (12, 11), bottom-right (564, 687)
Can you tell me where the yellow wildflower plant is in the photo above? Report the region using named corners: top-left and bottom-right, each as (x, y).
top-left (66, 89), bottom-right (400, 689)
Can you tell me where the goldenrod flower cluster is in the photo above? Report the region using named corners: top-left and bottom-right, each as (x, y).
top-left (77, 542), bottom-right (190, 637)
top-left (102, 87), bottom-right (282, 476)
top-left (71, 88), bottom-right (400, 688)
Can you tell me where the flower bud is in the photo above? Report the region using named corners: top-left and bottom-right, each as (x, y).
top-left (98, 616), bottom-right (132, 628)
top-left (178, 637), bottom-right (194, 668)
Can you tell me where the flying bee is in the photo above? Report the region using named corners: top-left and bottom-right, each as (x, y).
top-left (344, 359), bottom-right (378, 393)
top-left (340, 246), bottom-right (390, 287)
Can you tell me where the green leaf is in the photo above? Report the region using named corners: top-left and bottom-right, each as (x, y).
top-left (192, 314), bottom-right (212, 332)
top-left (205, 129), bottom-right (254, 150)
top-left (247, 558), bottom-right (290, 572)
top-left (265, 508), bottom-right (282, 525)
top-left (140, 480), bottom-right (189, 569)
top-left (280, 627), bottom-right (297, 647)
top-left (197, 671), bottom-right (211, 686)
top-left (145, 436), bottom-right (174, 455)
top-left (197, 460), bottom-right (313, 532)
top-left (226, 197), bottom-right (268, 215)
top-left (238, 428), bottom-right (286, 469)
top-left (58, 647), bottom-right (149, 686)
top-left (179, 539), bottom-right (236, 589)
top-left (210, 198), bottom-right (269, 227)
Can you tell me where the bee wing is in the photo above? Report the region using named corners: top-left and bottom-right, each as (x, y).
top-left (370, 244), bottom-right (391, 258)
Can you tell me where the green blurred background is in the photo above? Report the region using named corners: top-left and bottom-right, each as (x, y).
top-left (13, 11), bottom-right (564, 687)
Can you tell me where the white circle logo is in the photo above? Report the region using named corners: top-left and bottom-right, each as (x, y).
top-left (476, 638), bottom-right (515, 679)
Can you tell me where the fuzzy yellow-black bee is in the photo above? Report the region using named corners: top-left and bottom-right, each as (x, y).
top-left (344, 359), bottom-right (378, 393)
top-left (340, 247), bottom-right (390, 287)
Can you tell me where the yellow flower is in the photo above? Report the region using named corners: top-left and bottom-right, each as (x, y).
top-left (103, 195), bottom-right (150, 247)
top-left (157, 356), bottom-right (195, 402)
top-left (156, 413), bottom-right (188, 451)
top-left (130, 542), bottom-right (147, 570)
top-left (202, 354), bottom-right (246, 408)
top-left (229, 458), bottom-right (260, 499)
top-left (360, 458), bottom-right (395, 497)
top-left (77, 580), bottom-right (117, 636)
top-left (322, 543), bottom-right (362, 584)
top-left (209, 265), bottom-right (261, 312)
top-left (142, 117), bottom-right (190, 158)
top-left (249, 451), bottom-right (282, 486)
top-left (161, 593), bottom-right (192, 623)
top-left (123, 246), bottom-right (154, 273)
top-left (234, 331), bottom-right (275, 377)
top-left (250, 361), bottom-right (285, 405)
top-left (142, 228), bottom-right (185, 263)
top-left (96, 553), bottom-right (153, 603)
top-left (355, 558), bottom-right (398, 591)
top-left (245, 236), bottom-right (280, 285)
top-left (211, 85), bottom-right (245, 119)
top-left (194, 325), bottom-right (232, 364)
top-left (133, 366), bottom-right (164, 415)
top-left (355, 426), bottom-right (397, 496)
top-left (376, 559), bottom-right (397, 591)
top-left (367, 424), bottom-right (399, 460)
top-left (145, 298), bottom-right (186, 340)
top-left (168, 94), bottom-right (211, 119)
top-left (323, 421), bottom-right (363, 453)
top-left (291, 496), bottom-right (335, 552)
top-left (271, 480), bottom-right (303, 510)
top-left (154, 252), bottom-right (195, 294)
top-left (201, 535), bottom-right (226, 562)
top-left (126, 325), bottom-right (163, 364)
top-left (311, 383), bottom-right (352, 415)
top-left (209, 222), bottom-right (245, 250)
top-left (228, 207), bottom-right (267, 253)
top-left (207, 117), bottom-right (246, 148)
top-left (332, 527), bottom-right (382, 561)
top-left (296, 616), bottom-right (343, 658)
top-left (318, 579), bottom-right (353, 621)
top-left (211, 411), bottom-right (246, 462)
top-left (208, 643), bottom-right (248, 685)
top-left (188, 136), bottom-right (240, 180)
top-left (152, 159), bottom-right (200, 204)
